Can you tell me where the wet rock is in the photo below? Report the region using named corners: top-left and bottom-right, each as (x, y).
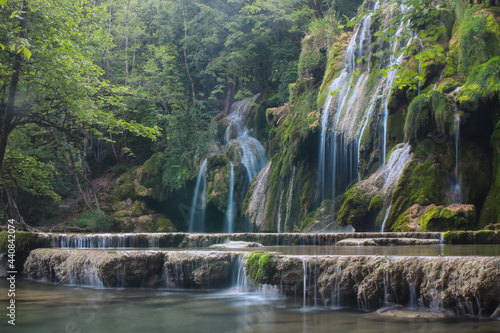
top-left (395, 204), bottom-right (476, 232)
top-left (336, 238), bottom-right (442, 246)
top-left (209, 241), bottom-right (263, 249)
top-left (369, 306), bottom-right (454, 322)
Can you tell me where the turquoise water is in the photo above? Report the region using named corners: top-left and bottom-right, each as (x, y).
top-left (1, 279), bottom-right (499, 333)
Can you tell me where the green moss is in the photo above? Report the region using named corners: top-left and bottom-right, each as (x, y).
top-left (457, 56), bottom-right (500, 109)
top-left (458, 11), bottom-right (500, 76)
top-left (336, 186), bottom-right (373, 229)
top-left (0, 231), bottom-right (48, 272)
top-left (437, 79), bottom-right (460, 93)
top-left (404, 95), bottom-right (432, 141)
top-left (391, 212), bottom-right (413, 232)
top-left (404, 90), bottom-right (454, 141)
top-left (246, 252), bottom-right (276, 284)
top-left (114, 210), bottom-right (132, 218)
top-left (300, 213), bottom-right (315, 231)
top-left (442, 230), bottom-right (452, 244)
top-left (417, 205), bottom-right (475, 231)
top-left (475, 229), bottom-right (495, 243)
top-left (77, 210), bottom-right (110, 232)
top-left (457, 230), bottom-right (467, 243)
top-left (368, 196), bottom-right (383, 212)
top-left (207, 153), bottom-right (229, 170)
top-left (388, 158), bottom-right (447, 231)
top-left (155, 217), bottom-right (176, 232)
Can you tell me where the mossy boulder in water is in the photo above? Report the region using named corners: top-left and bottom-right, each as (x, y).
top-left (245, 252), bottom-right (277, 285)
top-left (392, 204), bottom-right (476, 232)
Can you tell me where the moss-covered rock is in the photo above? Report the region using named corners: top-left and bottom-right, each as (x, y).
top-left (480, 128), bottom-right (500, 226)
top-left (393, 204), bottom-right (476, 232)
top-left (442, 230), bottom-right (500, 244)
top-left (388, 151), bottom-right (449, 231)
top-left (457, 9), bottom-right (500, 76)
top-left (245, 252), bottom-right (276, 285)
top-left (0, 231), bottom-right (49, 272)
top-left (404, 90), bottom-right (455, 141)
top-left (457, 56), bottom-right (500, 110)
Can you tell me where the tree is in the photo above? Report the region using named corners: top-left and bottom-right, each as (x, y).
top-left (0, 0), bottom-right (159, 223)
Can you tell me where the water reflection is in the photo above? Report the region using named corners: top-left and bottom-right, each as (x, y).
top-left (1, 280), bottom-right (498, 333)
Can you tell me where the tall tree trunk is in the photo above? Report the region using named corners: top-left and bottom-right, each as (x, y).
top-left (181, 0), bottom-right (196, 110)
top-left (0, 0), bottom-right (28, 171)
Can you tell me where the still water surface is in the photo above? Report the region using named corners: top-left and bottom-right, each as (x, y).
top-left (1, 279), bottom-right (499, 333)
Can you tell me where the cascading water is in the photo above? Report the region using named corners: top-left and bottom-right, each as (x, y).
top-left (317, 2), bottom-right (412, 220)
top-left (380, 143), bottom-right (413, 232)
top-left (450, 87), bottom-right (463, 203)
top-left (189, 159), bottom-right (208, 233)
top-left (452, 107), bottom-right (462, 203)
top-left (276, 191), bottom-right (283, 233)
top-left (225, 95), bottom-right (267, 181)
top-left (225, 163), bottom-right (235, 233)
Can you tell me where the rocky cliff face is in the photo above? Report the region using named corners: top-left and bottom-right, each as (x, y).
top-left (243, 0), bottom-right (500, 232)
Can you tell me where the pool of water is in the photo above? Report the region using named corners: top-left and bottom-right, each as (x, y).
top-left (49, 244), bottom-right (500, 257)
top-left (1, 280), bottom-right (498, 333)
top-left (259, 244), bottom-right (500, 256)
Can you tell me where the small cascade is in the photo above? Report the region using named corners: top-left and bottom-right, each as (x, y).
top-left (379, 144), bottom-right (413, 231)
top-left (302, 259), bottom-right (307, 309)
top-left (189, 159), bottom-right (208, 233)
top-left (234, 255), bottom-right (252, 292)
top-left (225, 163), bottom-right (235, 233)
top-left (331, 267), bottom-right (342, 308)
top-left (452, 95), bottom-right (462, 203)
top-left (452, 107), bottom-right (462, 203)
top-left (276, 191), bottom-right (283, 233)
top-left (284, 167), bottom-right (297, 231)
top-left (381, 204), bottom-right (392, 232)
top-left (447, 86), bottom-right (463, 203)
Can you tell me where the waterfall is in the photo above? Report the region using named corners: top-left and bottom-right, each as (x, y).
top-left (276, 191), bottom-right (283, 233)
top-left (317, 3), bottom-right (414, 214)
top-left (189, 159), bottom-right (208, 233)
top-left (451, 87), bottom-right (463, 203)
top-left (452, 107), bottom-right (462, 203)
top-left (302, 259), bottom-right (307, 309)
top-left (381, 204), bottom-right (391, 232)
top-left (225, 163), bottom-right (235, 233)
top-left (380, 143), bottom-right (413, 231)
top-left (226, 95), bottom-right (267, 182)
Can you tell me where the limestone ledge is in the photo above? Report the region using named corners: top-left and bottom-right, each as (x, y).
top-left (23, 248), bottom-right (500, 317)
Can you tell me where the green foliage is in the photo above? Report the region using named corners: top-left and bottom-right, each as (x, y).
top-left (245, 251), bottom-right (275, 284)
top-left (404, 90), bottom-right (454, 141)
top-left (457, 10), bottom-right (500, 76)
top-left (372, 0), bottom-right (449, 93)
top-left (457, 56), bottom-right (500, 110)
top-left (76, 210), bottom-right (111, 232)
